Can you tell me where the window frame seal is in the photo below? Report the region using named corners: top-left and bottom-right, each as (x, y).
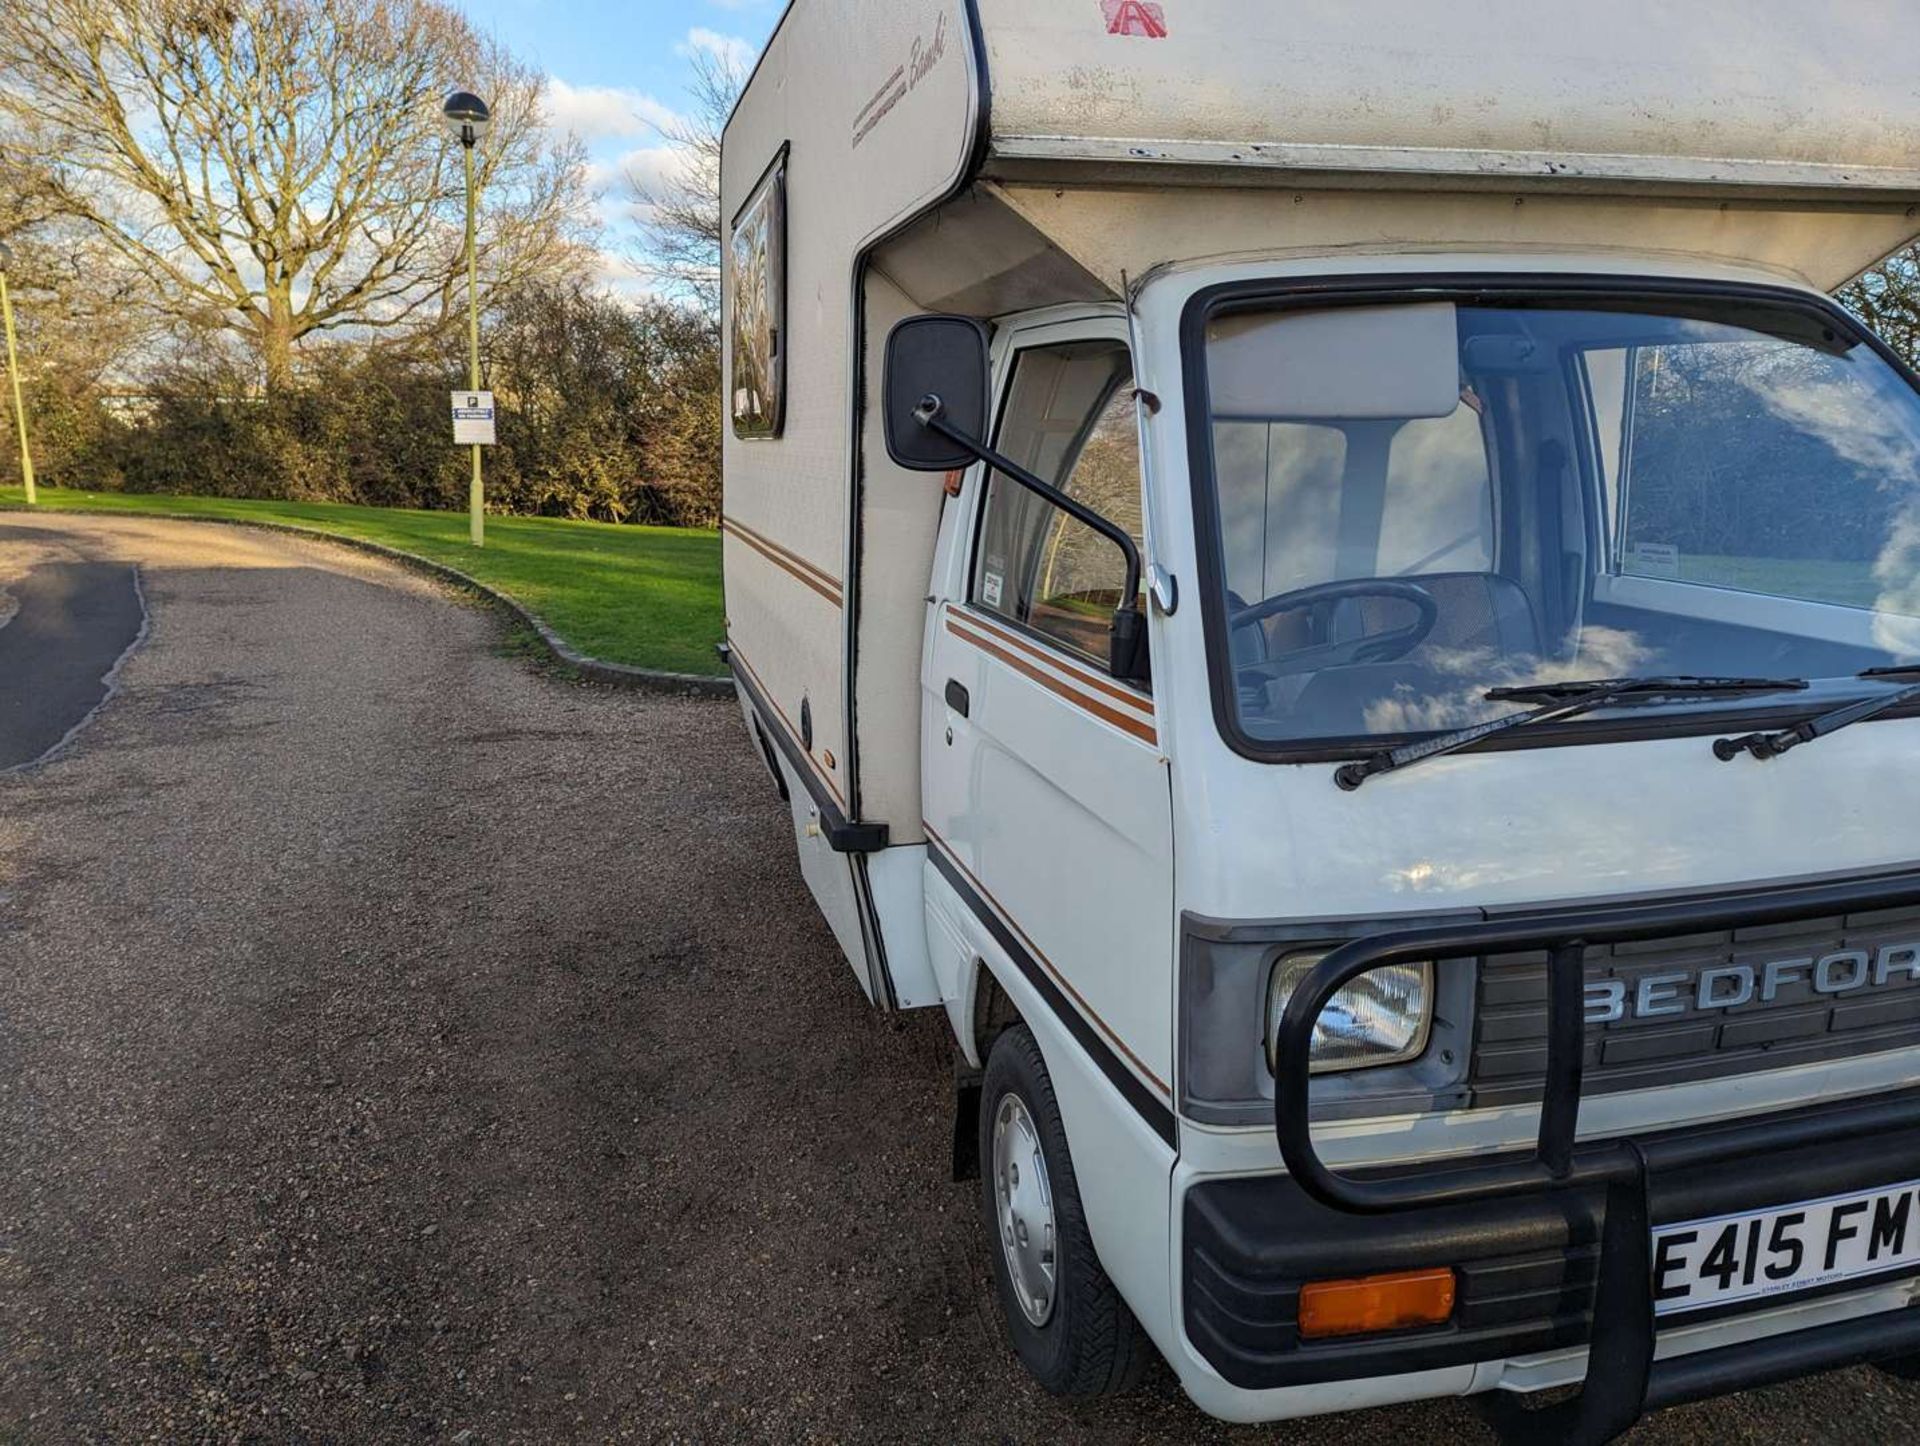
top-left (727, 141), bottom-right (790, 441)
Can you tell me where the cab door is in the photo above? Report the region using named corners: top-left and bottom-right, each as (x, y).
top-left (921, 311), bottom-right (1177, 1113)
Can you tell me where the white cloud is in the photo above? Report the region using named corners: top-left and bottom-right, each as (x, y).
top-left (565, 245), bottom-right (670, 305)
top-left (620, 144), bottom-right (698, 192)
top-left (582, 142), bottom-right (700, 206)
top-left (543, 77), bottom-right (680, 142)
top-left (589, 248), bottom-right (648, 287)
top-left (679, 27), bottom-right (757, 73)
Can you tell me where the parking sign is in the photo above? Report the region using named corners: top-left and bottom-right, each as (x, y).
top-left (451, 391), bottom-right (496, 446)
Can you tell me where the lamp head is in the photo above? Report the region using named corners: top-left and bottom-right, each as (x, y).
top-left (441, 90), bottom-right (490, 147)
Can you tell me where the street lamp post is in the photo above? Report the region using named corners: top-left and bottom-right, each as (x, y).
top-left (442, 90), bottom-right (490, 547)
top-left (0, 241), bottom-right (35, 506)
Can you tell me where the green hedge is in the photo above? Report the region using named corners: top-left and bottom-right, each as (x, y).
top-left (4, 282), bottom-right (721, 530)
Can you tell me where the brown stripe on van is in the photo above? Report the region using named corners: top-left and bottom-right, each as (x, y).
top-left (953, 608), bottom-right (1155, 717)
top-left (946, 619), bottom-right (1157, 746)
top-left (723, 516), bottom-right (844, 607)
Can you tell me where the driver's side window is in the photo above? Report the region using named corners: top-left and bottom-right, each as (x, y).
top-left (971, 339), bottom-right (1145, 670)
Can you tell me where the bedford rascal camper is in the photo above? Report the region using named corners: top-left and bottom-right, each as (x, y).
top-left (718, 3), bottom-right (1920, 1437)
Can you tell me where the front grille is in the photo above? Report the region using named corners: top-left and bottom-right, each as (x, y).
top-left (1470, 904), bottom-right (1920, 1106)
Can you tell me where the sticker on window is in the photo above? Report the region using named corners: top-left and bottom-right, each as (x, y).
top-left (1627, 541), bottom-right (1681, 578)
top-left (982, 571), bottom-right (1005, 608)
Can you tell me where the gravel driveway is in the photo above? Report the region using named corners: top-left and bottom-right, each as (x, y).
top-left (3, 512), bottom-right (1918, 1443)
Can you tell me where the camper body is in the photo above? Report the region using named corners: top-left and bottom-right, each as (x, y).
top-left (720, 2), bottom-right (1920, 1433)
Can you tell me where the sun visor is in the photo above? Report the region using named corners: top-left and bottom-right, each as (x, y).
top-left (1207, 303), bottom-right (1460, 421)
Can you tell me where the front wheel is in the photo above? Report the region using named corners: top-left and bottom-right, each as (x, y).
top-left (979, 1024), bottom-right (1149, 1396)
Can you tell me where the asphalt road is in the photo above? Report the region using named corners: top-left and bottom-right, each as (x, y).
top-left (3, 512), bottom-right (1919, 1442)
top-left (0, 550), bottom-right (143, 769)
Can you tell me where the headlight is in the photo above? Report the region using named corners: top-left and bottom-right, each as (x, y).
top-left (1266, 951), bottom-right (1432, 1074)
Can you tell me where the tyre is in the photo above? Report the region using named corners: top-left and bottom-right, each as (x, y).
top-left (978, 1023), bottom-right (1149, 1396)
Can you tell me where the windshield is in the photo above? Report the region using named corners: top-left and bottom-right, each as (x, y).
top-left (1193, 289), bottom-right (1920, 749)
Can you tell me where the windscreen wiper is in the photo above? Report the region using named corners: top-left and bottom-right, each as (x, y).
top-left (1485, 674), bottom-right (1810, 705)
top-left (1714, 666), bottom-right (1920, 762)
top-left (1335, 675), bottom-right (1809, 791)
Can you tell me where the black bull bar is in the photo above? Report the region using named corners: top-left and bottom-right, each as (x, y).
top-left (1272, 868), bottom-right (1920, 1444)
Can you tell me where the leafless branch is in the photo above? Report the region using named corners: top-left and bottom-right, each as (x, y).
top-left (624, 47), bottom-right (741, 317)
top-left (0, 0), bottom-right (598, 389)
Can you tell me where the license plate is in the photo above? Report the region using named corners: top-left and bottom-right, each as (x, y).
top-left (1653, 1177), bottom-right (1920, 1316)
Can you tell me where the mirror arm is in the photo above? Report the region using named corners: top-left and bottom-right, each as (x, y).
top-left (916, 396), bottom-right (1143, 608)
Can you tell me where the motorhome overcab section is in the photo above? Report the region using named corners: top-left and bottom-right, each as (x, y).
top-left (719, 2), bottom-right (1920, 1437)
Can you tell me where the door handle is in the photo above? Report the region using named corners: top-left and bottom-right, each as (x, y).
top-left (944, 679), bottom-right (971, 717)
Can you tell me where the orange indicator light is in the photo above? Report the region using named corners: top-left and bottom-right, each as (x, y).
top-left (1298, 1266), bottom-right (1457, 1339)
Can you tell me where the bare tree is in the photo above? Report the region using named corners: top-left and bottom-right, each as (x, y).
top-left (0, 156), bottom-right (155, 392)
top-left (1840, 244), bottom-right (1920, 370)
top-left (625, 49), bottom-right (744, 316)
top-left (0, 0), bottom-right (595, 392)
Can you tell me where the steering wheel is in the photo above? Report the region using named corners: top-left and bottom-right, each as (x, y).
top-left (1231, 578), bottom-right (1440, 681)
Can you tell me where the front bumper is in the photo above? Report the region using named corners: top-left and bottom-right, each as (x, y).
top-left (1210, 867), bottom-right (1920, 1440)
top-left (1185, 1086), bottom-right (1920, 1391)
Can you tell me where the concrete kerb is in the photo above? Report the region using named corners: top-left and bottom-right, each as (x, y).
top-left (0, 505), bottom-right (734, 697)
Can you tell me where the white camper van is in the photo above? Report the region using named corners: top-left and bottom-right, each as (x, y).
top-left (719, 2), bottom-right (1920, 1435)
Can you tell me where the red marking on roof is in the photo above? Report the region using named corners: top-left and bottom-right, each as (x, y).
top-left (1102, 0), bottom-right (1168, 38)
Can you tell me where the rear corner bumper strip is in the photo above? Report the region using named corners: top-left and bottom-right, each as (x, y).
top-left (727, 645), bottom-right (888, 854)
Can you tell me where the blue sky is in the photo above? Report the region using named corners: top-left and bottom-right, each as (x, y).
top-left (453, 0), bottom-right (785, 289)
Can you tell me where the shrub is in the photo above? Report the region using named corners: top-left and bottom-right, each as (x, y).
top-left (39, 282), bottom-right (721, 528)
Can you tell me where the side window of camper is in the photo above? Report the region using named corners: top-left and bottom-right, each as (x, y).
top-left (972, 340), bottom-right (1145, 670)
top-left (728, 154), bottom-right (786, 438)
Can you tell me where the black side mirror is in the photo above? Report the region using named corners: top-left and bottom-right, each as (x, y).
top-left (883, 315), bottom-right (989, 470)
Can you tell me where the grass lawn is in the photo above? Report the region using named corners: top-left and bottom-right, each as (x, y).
top-left (1670, 554), bottom-right (1882, 611)
top-left (0, 486), bottom-right (726, 676)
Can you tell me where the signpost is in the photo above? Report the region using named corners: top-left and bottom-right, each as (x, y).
top-left (443, 90), bottom-right (491, 546)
